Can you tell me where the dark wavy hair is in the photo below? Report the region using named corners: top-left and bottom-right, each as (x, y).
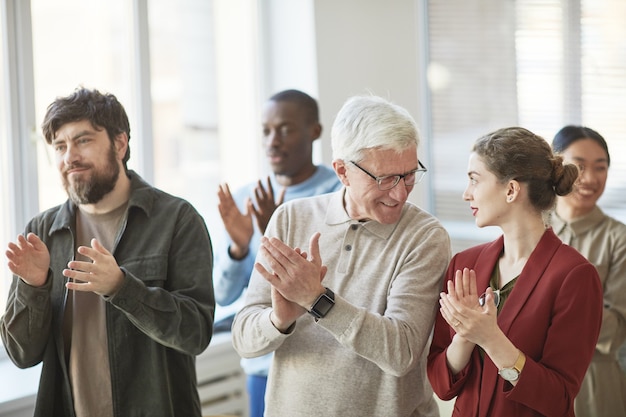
top-left (41, 87), bottom-right (131, 169)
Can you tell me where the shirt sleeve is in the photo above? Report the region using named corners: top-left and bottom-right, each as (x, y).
top-left (1, 274), bottom-right (53, 368)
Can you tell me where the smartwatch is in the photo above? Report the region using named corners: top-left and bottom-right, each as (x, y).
top-left (308, 287), bottom-right (335, 319)
top-left (498, 350), bottom-right (526, 382)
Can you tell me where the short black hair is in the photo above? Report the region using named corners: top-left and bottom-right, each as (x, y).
top-left (269, 89), bottom-right (319, 124)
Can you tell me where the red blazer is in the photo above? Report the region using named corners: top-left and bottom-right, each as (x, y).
top-left (427, 229), bottom-right (602, 417)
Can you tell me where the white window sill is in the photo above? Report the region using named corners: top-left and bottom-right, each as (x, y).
top-left (0, 355), bottom-right (39, 416)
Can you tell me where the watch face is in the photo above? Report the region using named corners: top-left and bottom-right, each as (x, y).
top-left (499, 368), bottom-right (519, 381)
top-left (309, 288), bottom-right (335, 319)
top-left (314, 295), bottom-right (334, 316)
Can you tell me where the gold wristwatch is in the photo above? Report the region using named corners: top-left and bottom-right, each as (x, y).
top-left (498, 350), bottom-right (526, 382)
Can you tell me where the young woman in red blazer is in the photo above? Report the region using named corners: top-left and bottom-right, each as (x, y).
top-left (427, 127), bottom-right (603, 417)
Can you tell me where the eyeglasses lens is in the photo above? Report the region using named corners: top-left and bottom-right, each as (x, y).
top-left (478, 289), bottom-right (500, 308)
top-left (378, 172), bottom-right (422, 190)
top-left (378, 177), bottom-right (400, 190)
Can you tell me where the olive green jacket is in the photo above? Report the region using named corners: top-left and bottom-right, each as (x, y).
top-left (1, 171), bottom-right (215, 417)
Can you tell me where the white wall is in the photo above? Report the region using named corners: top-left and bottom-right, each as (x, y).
top-left (260, 0), bottom-right (430, 209)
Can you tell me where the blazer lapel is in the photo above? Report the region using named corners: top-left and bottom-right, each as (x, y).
top-left (473, 236), bottom-right (504, 294)
top-left (497, 229), bottom-right (561, 333)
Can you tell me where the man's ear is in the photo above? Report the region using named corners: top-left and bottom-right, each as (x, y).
top-left (333, 159), bottom-right (350, 186)
top-left (114, 132), bottom-right (129, 159)
top-left (311, 123), bottom-right (322, 141)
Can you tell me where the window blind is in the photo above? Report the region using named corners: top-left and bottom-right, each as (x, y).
top-left (427, 0), bottom-right (626, 252)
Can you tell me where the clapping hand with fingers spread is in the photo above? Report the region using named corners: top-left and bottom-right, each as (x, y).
top-left (217, 177), bottom-right (286, 260)
top-left (63, 238), bottom-right (125, 296)
top-left (217, 182), bottom-right (255, 259)
top-left (250, 176), bottom-right (286, 235)
top-left (6, 233), bottom-right (50, 287)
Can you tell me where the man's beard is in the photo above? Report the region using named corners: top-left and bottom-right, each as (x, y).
top-left (63, 145), bottom-right (120, 205)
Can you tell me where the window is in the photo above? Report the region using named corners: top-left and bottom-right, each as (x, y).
top-left (31, 0), bottom-right (136, 210)
top-left (146, 0), bottom-right (222, 233)
top-left (146, 0), bottom-right (262, 322)
top-left (428, 0), bottom-right (626, 252)
top-left (0, 10), bottom-right (8, 314)
top-left (31, 0), bottom-right (258, 240)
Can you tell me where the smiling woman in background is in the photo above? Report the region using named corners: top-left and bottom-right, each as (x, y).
top-left (549, 125), bottom-right (626, 417)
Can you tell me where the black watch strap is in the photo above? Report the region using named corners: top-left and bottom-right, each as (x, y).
top-left (308, 287), bottom-right (335, 319)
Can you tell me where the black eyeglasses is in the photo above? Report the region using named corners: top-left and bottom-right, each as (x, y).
top-left (349, 160), bottom-right (428, 191)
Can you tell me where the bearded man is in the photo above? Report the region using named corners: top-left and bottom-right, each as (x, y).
top-left (1, 87), bottom-right (215, 417)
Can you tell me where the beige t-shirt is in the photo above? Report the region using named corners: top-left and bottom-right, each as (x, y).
top-left (64, 202), bottom-right (127, 417)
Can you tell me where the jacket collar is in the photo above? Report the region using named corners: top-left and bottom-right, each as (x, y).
top-left (550, 206), bottom-right (605, 237)
top-left (48, 170), bottom-right (153, 236)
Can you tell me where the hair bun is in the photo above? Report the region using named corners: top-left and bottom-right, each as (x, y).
top-left (552, 155), bottom-right (578, 196)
